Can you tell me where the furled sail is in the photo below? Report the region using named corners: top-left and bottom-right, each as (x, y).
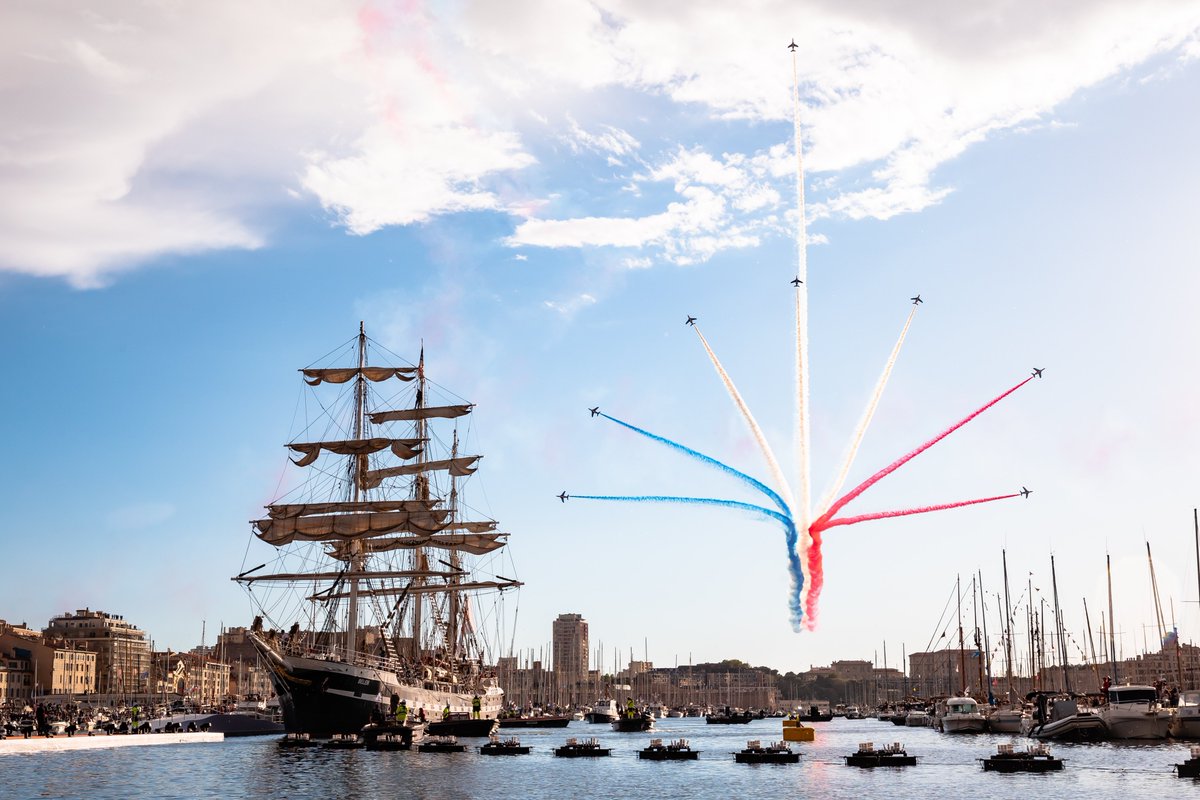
top-left (287, 437), bottom-right (424, 466)
top-left (312, 578), bottom-right (523, 601)
top-left (253, 509), bottom-right (452, 545)
top-left (301, 366), bottom-right (416, 386)
top-left (368, 404), bottom-right (473, 424)
top-left (326, 532), bottom-right (508, 560)
top-left (360, 456), bottom-right (481, 490)
top-left (266, 500), bottom-right (439, 520)
top-left (235, 568), bottom-right (465, 584)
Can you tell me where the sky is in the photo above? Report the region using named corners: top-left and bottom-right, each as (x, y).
top-left (3, 1), bottom-right (1200, 680)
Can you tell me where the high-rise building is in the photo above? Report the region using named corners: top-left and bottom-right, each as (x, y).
top-left (552, 613), bottom-right (588, 705)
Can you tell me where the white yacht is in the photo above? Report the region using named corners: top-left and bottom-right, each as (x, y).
top-left (905, 708), bottom-right (931, 727)
top-left (585, 698), bottom-right (620, 724)
top-left (1169, 690), bottom-right (1200, 739)
top-left (987, 706), bottom-right (1028, 733)
top-left (1100, 685), bottom-right (1170, 740)
top-left (939, 697), bottom-right (986, 733)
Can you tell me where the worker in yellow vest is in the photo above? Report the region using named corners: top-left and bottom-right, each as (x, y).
top-left (472, 695), bottom-right (481, 719)
top-left (396, 699), bottom-right (408, 725)
top-left (443, 703), bottom-right (451, 721)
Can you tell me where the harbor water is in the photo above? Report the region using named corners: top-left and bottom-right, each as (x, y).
top-left (0, 716), bottom-right (1191, 799)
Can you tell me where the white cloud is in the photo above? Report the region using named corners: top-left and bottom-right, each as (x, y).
top-left (3, 0), bottom-right (1199, 282)
top-left (543, 292), bottom-right (598, 316)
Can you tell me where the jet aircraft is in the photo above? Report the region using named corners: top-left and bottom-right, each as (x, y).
top-left (788, 39), bottom-right (798, 51)
top-left (685, 315), bottom-right (697, 326)
top-left (589, 406), bottom-right (600, 417)
top-left (911, 294), bottom-right (923, 305)
top-left (557, 492), bottom-right (569, 503)
top-left (791, 277), bottom-right (803, 286)
top-left (1032, 368), bottom-right (1044, 378)
top-left (1020, 487), bottom-right (1032, 498)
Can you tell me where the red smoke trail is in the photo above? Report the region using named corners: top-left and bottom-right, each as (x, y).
top-left (814, 493), bottom-right (1020, 531)
top-left (811, 376), bottom-right (1033, 531)
top-left (803, 375), bottom-right (1032, 624)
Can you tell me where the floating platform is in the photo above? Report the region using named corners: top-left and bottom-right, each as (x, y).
top-left (981, 743), bottom-right (1064, 772)
top-left (497, 715), bottom-right (571, 728)
top-left (0, 732), bottom-right (223, 755)
top-left (735, 740), bottom-right (800, 764)
top-left (555, 737), bottom-right (611, 758)
top-left (426, 718), bottom-right (498, 737)
top-left (845, 742), bottom-right (916, 768)
top-left (278, 732), bottom-right (318, 748)
top-left (480, 736), bottom-right (530, 755)
top-left (639, 738), bottom-right (698, 760)
top-left (418, 735), bottom-right (466, 753)
top-left (1176, 746), bottom-right (1200, 778)
top-left (782, 720), bottom-right (814, 742)
top-left (323, 733), bottom-right (364, 749)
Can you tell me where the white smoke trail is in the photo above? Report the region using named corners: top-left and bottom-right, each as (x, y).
top-left (692, 325), bottom-right (796, 513)
top-left (816, 305), bottom-right (918, 518)
top-left (791, 43), bottom-right (813, 620)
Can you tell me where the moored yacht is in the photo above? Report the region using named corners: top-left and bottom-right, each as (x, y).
top-left (585, 698), bottom-right (620, 724)
top-left (938, 697), bottom-right (986, 733)
top-left (1170, 690), bottom-right (1200, 739)
top-left (1099, 685), bottom-right (1170, 740)
top-left (1024, 692), bottom-right (1107, 742)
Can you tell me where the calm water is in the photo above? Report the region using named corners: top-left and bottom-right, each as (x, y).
top-left (0, 717), bottom-right (1191, 800)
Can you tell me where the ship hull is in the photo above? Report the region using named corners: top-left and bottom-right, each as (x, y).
top-left (253, 638), bottom-right (502, 736)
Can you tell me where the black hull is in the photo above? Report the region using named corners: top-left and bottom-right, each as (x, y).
top-left (640, 749), bottom-right (699, 760)
top-left (585, 713), bottom-right (617, 724)
top-left (982, 756), bottom-right (1063, 772)
top-left (427, 718), bottom-right (498, 737)
top-left (1177, 759), bottom-right (1200, 778)
top-left (736, 752), bottom-right (800, 764)
top-left (481, 744), bottom-right (531, 755)
top-left (846, 754), bottom-right (917, 767)
top-left (556, 746), bottom-right (611, 757)
top-left (706, 715), bottom-right (753, 724)
top-left (611, 716), bottom-right (654, 732)
top-left (498, 716), bottom-right (571, 728)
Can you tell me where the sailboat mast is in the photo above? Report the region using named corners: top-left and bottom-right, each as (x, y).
top-left (1002, 549), bottom-right (1014, 699)
top-left (956, 574), bottom-right (966, 695)
top-left (345, 322), bottom-right (367, 661)
top-left (979, 570), bottom-right (992, 704)
top-left (1107, 552), bottom-right (1119, 684)
top-left (1050, 554), bottom-right (1069, 692)
top-left (447, 429), bottom-right (461, 659)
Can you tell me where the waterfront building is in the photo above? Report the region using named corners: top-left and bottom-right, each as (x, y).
top-left (552, 613), bottom-right (588, 706)
top-left (0, 620), bottom-right (97, 698)
top-left (42, 609), bottom-right (152, 696)
top-left (0, 648), bottom-right (33, 705)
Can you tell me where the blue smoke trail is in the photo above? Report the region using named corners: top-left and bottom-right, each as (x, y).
top-left (575, 493), bottom-right (804, 630)
top-left (599, 413), bottom-right (791, 518)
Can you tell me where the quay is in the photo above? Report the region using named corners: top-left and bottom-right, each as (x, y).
top-left (0, 732), bottom-right (223, 755)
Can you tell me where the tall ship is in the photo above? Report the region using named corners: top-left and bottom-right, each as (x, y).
top-left (233, 325), bottom-right (522, 735)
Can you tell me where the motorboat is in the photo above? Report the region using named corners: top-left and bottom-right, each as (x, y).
top-left (987, 706), bottom-right (1028, 733)
top-left (938, 697), bottom-right (986, 733)
top-left (585, 698), bottom-right (620, 724)
top-left (1170, 690), bottom-right (1200, 739)
top-left (1024, 692), bottom-right (1107, 742)
top-left (1099, 685), bottom-right (1170, 740)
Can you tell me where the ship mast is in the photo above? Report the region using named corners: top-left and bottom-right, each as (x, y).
top-left (410, 346), bottom-right (427, 660)
top-left (345, 322), bottom-right (368, 661)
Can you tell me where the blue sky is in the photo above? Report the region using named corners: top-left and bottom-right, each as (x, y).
top-left (4, 1), bottom-right (1200, 679)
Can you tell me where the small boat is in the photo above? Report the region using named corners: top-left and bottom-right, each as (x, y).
top-left (905, 708), bottom-right (931, 727)
top-left (639, 738), bottom-right (698, 760)
top-left (585, 699), bottom-right (620, 724)
top-left (418, 735), bottom-right (466, 753)
top-left (612, 713), bottom-right (654, 732)
top-left (1099, 685), bottom-right (1170, 740)
top-left (844, 706), bottom-right (865, 720)
top-left (794, 704), bottom-right (833, 722)
top-left (323, 733), bottom-right (364, 749)
top-left (1024, 692), bottom-right (1108, 742)
top-left (844, 741), bottom-right (916, 768)
top-left (1175, 745), bottom-right (1200, 777)
top-left (706, 707), bottom-right (754, 724)
top-left (734, 740), bottom-right (800, 764)
top-left (938, 696), bottom-right (986, 733)
top-left (1171, 691), bottom-right (1200, 739)
top-left (426, 716), bottom-right (499, 737)
top-left (480, 735), bottom-right (531, 755)
top-left (278, 732), bottom-right (317, 748)
top-left (497, 714), bottom-right (572, 728)
top-left (986, 706), bottom-right (1028, 733)
top-left (555, 737), bottom-right (611, 757)
top-left (981, 743), bottom-right (1064, 772)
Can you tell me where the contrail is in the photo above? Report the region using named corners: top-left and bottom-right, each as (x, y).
top-left (817, 304), bottom-right (918, 518)
top-left (812, 376), bottom-right (1035, 531)
top-left (814, 493), bottom-right (1021, 531)
top-left (790, 37), bottom-right (814, 624)
top-left (597, 412), bottom-right (790, 516)
top-left (575, 493), bottom-right (805, 629)
top-left (689, 327), bottom-right (795, 514)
